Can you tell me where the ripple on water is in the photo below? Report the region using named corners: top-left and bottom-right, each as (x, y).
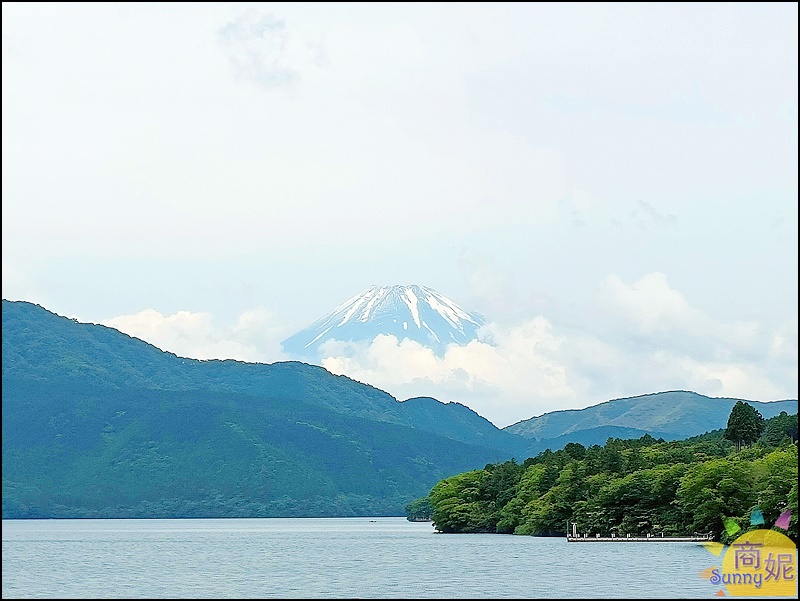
top-left (3, 518), bottom-right (721, 599)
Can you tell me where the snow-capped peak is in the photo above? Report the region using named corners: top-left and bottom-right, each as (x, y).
top-left (325, 285), bottom-right (480, 329)
top-left (282, 285), bottom-right (485, 358)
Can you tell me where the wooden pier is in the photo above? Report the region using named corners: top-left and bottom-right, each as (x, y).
top-left (566, 522), bottom-right (713, 542)
top-left (566, 534), bottom-right (714, 542)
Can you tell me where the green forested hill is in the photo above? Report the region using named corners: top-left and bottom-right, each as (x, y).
top-left (3, 379), bottom-right (517, 518)
top-left (3, 299), bottom-right (796, 521)
top-left (424, 415), bottom-right (798, 542)
top-left (398, 396), bottom-right (529, 454)
top-left (2, 300), bottom-right (527, 518)
top-left (2, 299), bottom-right (404, 420)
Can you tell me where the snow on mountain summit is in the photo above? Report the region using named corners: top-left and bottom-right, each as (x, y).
top-left (282, 285), bottom-right (486, 358)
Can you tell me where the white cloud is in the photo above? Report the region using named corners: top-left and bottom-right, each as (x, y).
top-left (320, 318), bottom-right (578, 427)
top-left (596, 272), bottom-right (700, 334)
top-left (675, 356), bottom-right (787, 401)
top-left (101, 307), bottom-right (289, 364)
top-left (63, 271), bottom-right (796, 429)
top-left (316, 272), bottom-right (797, 427)
top-left (595, 272), bottom-right (767, 360)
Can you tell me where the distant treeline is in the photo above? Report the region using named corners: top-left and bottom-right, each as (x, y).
top-left (409, 411), bottom-right (798, 543)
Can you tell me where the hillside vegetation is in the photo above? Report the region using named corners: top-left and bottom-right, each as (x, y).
top-left (4, 299), bottom-right (796, 523)
top-left (2, 300), bottom-right (524, 518)
top-left (424, 413), bottom-right (798, 542)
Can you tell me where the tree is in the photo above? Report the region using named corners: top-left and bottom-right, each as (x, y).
top-left (404, 496), bottom-right (433, 522)
top-left (724, 401), bottom-right (765, 450)
top-left (676, 457), bottom-right (756, 534)
top-left (562, 442), bottom-right (586, 461)
top-left (763, 419), bottom-right (788, 447)
top-left (761, 411), bottom-right (798, 446)
top-left (429, 470), bottom-right (495, 533)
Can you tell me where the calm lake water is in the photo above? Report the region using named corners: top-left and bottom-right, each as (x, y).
top-left (3, 517), bottom-right (722, 598)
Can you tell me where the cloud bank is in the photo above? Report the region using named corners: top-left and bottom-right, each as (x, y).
top-left (99, 272), bottom-right (797, 428)
top-left (101, 307), bottom-right (289, 364)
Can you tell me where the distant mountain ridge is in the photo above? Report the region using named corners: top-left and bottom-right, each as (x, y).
top-left (2, 299), bottom-right (524, 519)
top-left (282, 284), bottom-right (485, 358)
top-left (505, 390), bottom-right (798, 442)
top-left (3, 299), bottom-right (796, 519)
top-left (1, 300), bottom-right (521, 450)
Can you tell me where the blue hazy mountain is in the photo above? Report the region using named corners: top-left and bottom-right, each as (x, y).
top-left (505, 390), bottom-right (798, 443)
top-left (282, 284), bottom-right (485, 358)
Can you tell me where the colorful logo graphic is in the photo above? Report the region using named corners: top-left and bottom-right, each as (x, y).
top-left (701, 508), bottom-right (797, 597)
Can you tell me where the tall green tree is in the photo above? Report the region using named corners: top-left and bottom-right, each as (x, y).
top-left (724, 401), bottom-right (765, 450)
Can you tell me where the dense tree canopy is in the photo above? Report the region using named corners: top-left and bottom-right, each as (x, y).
top-left (416, 411), bottom-right (798, 543)
top-left (762, 411), bottom-right (798, 446)
top-left (404, 496), bottom-right (433, 521)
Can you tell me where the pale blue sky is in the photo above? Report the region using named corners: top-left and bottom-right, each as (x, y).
top-left (3, 2), bottom-right (797, 426)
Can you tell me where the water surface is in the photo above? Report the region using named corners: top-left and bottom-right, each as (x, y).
top-left (2, 517), bottom-right (720, 598)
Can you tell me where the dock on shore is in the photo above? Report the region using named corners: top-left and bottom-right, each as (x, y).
top-left (565, 522), bottom-right (713, 542)
top-left (566, 534), bottom-right (713, 542)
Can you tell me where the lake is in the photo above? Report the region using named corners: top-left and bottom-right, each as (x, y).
top-left (3, 517), bottom-right (720, 598)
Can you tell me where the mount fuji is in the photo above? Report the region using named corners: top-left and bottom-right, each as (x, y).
top-left (282, 285), bottom-right (486, 358)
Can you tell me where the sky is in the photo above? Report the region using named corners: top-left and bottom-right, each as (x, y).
top-left (2, 2), bottom-right (797, 428)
